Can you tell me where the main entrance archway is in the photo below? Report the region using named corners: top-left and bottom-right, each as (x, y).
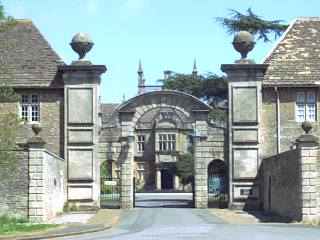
top-left (106, 90), bottom-right (226, 209)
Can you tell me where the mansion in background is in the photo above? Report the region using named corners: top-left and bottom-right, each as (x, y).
top-left (0, 18), bottom-right (320, 223)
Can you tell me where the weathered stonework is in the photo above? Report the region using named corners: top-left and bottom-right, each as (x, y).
top-left (107, 91), bottom-right (227, 208)
top-left (262, 139), bottom-right (320, 222)
top-left (28, 148), bottom-right (65, 222)
top-left (59, 64), bottom-right (106, 208)
top-left (0, 150), bottom-right (29, 217)
top-left (0, 89), bottom-right (64, 157)
top-left (261, 87), bottom-right (320, 158)
top-left (222, 64), bottom-right (268, 210)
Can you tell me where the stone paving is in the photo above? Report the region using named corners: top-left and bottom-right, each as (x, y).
top-left (51, 213), bottom-right (95, 224)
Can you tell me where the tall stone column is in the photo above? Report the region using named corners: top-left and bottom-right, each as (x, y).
top-left (221, 31), bottom-right (268, 210)
top-left (221, 63), bottom-right (267, 210)
top-left (120, 139), bottom-right (134, 208)
top-left (194, 117), bottom-right (209, 208)
top-left (59, 33), bottom-right (106, 208)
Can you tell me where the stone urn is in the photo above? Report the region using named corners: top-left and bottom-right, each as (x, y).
top-left (232, 31), bottom-right (255, 59)
top-left (302, 121), bottom-right (313, 134)
top-left (70, 33), bottom-right (94, 60)
top-left (31, 123), bottom-right (42, 136)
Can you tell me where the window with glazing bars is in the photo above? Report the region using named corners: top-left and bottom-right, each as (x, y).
top-left (20, 94), bottom-right (40, 123)
top-left (137, 163), bottom-right (145, 181)
top-left (296, 91), bottom-right (316, 122)
top-left (137, 135), bottom-right (145, 152)
top-left (158, 134), bottom-right (176, 151)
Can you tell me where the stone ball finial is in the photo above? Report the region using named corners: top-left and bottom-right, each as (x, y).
top-left (70, 33), bottom-right (94, 60)
top-left (302, 121), bottom-right (313, 134)
top-left (32, 123), bottom-right (42, 136)
top-left (232, 31), bottom-right (255, 60)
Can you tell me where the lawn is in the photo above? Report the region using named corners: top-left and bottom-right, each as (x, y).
top-left (0, 215), bottom-right (60, 236)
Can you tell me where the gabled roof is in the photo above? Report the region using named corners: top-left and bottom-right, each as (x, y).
top-left (263, 18), bottom-right (320, 86)
top-left (0, 19), bottom-right (65, 87)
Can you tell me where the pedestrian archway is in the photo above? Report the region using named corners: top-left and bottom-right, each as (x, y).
top-left (207, 159), bottom-right (228, 208)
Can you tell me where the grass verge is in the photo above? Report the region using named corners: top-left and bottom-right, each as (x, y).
top-left (0, 215), bottom-right (60, 236)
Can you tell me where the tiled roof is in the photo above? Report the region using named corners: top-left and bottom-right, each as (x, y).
top-left (100, 103), bottom-right (119, 125)
top-left (263, 18), bottom-right (320, 86)
top-left (0, 19), bottom-right (64, 87)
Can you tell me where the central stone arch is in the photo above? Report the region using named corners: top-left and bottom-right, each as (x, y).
top-left (114, 90), bottom-right (226, 208)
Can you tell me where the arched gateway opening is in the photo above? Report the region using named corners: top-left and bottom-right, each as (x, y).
top-left (99, 90), bottom-right (226, 209)
top-left (208, 160), bottom-right (228, 208)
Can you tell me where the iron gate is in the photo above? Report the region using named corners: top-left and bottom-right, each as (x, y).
top-left (100, 177), bottom-right (120, 208)
top-left (208, 160), bottom-right (228, 208)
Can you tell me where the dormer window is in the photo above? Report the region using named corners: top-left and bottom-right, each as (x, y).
top-left (20, 94), bottom-right (40, 123)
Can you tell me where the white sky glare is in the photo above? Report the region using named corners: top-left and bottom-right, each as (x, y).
top-left (2, 0), bottom-right (320, 103)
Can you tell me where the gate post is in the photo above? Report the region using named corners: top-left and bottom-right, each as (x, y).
top-left (59, 34), bottom-right (106, 209)
top-left (120, 134), bottom-right (135, 208)
top-left (194, 120), bottom-right (209, 208)
top-left (221, 33), bottom-right (268, 209)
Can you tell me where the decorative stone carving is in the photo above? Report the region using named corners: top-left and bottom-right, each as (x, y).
top-left (70, 33), bottom-right (94, 60)
top-left (302, 121), bottom-right (312, 134)
top-left (32, 123), bottom-right (42, 135)
top-left (232, 31), bottom-right (255, 62)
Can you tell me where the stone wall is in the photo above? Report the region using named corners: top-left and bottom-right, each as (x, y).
top-left (261, 87), bottom-right (319, 158)
top-left (262, 145), bottom-right (320, 222)
top-left (0, 149), bottom-right (29, 217)
top-left (0, 89), bottom-right (64, 157)
top-left (262, 149), bottom-right (300, 220)
top-left (98, 126), bottom-right (121, 167)
top-left (29, 148), bottom-right (65, 222)
top-left (194, 122), bottom-right (227, 208)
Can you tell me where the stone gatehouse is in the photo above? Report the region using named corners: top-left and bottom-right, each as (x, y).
top-left (1, 17), bottom-right (320, 223)
top-left (98, 91), bottom-right (226, 208)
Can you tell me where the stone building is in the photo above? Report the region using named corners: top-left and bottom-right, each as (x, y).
top-left (1, 17), bottom-right (320, 223)
top-left (222, 18), bottom-right (320, 221)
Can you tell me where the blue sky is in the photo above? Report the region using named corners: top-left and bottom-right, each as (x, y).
top-left (2, 0), bottom-right (320, 103)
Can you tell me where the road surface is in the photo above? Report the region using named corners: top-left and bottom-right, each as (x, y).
top-left (61, 193), bottom-right (320, 240)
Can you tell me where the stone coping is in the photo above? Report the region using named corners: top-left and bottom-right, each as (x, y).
top-left (29, 148), bottom-right (65, 162)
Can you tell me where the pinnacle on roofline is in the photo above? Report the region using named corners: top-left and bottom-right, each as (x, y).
top-left (138, 59), bottom-right (143, 73)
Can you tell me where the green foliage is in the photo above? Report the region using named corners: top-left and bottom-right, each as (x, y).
top-left (0, 214), bottom-right (60, 235)
top-left (0, 1), bottom-right (20, 178)
top-left (163, 73), bottom-right (228, 121)
top-left (164, 73), bottom-right (227, 106)
top-left (208, 108), bottom-right (226, 122)
top-left (215, 8), bottom-right (289, 42)
top-left (158, 154), bottom-right (194, 186)
top-left (100, 161), bottom-right (111, 178)
top-left (174, 153), bottom-right (194, 186)
top-left (164, 74), bottom-right (204, 98)
top-left (101, 184), bottom-right (118, 194)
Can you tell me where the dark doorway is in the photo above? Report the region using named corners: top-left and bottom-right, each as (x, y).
top-left (161, 169), bottom-right (173, 189)
top-left (208, 160), bottom-right (228, 208)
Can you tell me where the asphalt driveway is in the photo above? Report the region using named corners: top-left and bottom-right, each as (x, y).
top-left (61, 193), bottom-right (320, 240)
